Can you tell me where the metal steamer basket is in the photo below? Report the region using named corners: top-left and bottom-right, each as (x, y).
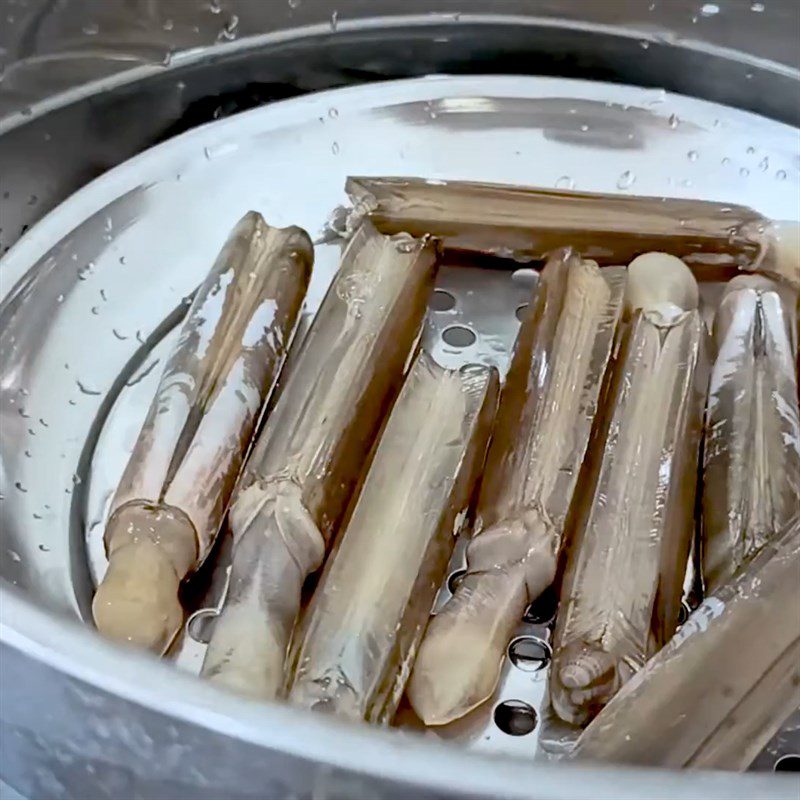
top-left (1, 2), bottom-right (799, 798)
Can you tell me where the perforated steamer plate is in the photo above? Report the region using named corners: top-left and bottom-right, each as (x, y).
top-left (0, 75), bottom-right (797, 770)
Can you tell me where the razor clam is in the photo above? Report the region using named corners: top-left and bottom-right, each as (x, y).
top-left (92, 212), bottom-right (313, 653)
top-left (347, 176), bottom-right (771, 271)
top-left (703, 275), bottom-right (800, 593)
top-left (549, 253), bottom-right (708, 727)
top-left (288, 352), bottom-right (498, 723)
top-left (202, 220), bottom-right (438, 699)
top-left (407, 251), bottom-right (625, 726)
top-left (572, 515), bottom-right (800, 770)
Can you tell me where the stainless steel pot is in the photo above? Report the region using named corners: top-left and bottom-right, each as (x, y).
top-left (1, 2), bottom-right (799, 798)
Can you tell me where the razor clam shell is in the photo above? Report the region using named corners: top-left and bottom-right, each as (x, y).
top-left (550, 306), bottom-right (708, 727)
top-left (287, 352), bottom-right (498, 723)
top-left (347, 176), bottom-right (766, 270)
top-left (110, 212), bottom-right (312, 559)
top-left (202, 219), bottom-right (438, 698)
top-left (406, 252), bottom-right (625, 726)
top-left (702, 277), bottom-right (800, 593)
top-left (572, 516), bottom-right (800, 770)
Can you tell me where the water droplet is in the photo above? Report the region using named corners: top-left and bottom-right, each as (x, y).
top-left (119, 256), bottom-right (127, 265)
top-left (18, 408), bottom-right (29, 419)
top-left (76, 380), bottom-right (102, 397)
top-left (330, 10), bottom-right (339, 30)
top-left (72, 474), bottom-right (82, 487)
top-left (91, 306), bottom-right (100, 316)
top-left (208, 0), bottom-right (221, 13)
top-left (668, 113), bottom-right (679, 129)
top-left (288, 0), bottom-right (301, 7)
top-left (24, 450), bottom-right (31, 458)
top-left (740, 167), bottom-right (750, 178)
top-left (759, 156), bottom-right (769, 171)
top-left (218, 14), bottom-right (239, 40)
top-left (163, 18), bottom-right (174, 31)
top-left (555, 175), bottom-right (575, 190)
top-left (56, 294), bottom-right (64, 303)
top-left (82, 22), bottom-right (99, 35)
top-left (639, 40), bottom-right (650, 49)
top-left (746, 145), bottom-right (756, 155)
top-left (700, 3), bottom-right (720, 15)
top-left (33, 513), bottom-right (42, 520)
top-left (328, 107), bottom-right (338, 119)
top-left (8, 550), bottom-right (21, 562)
top-left (104, 217), bottom-right (113, 232)
top-left (423, 101), bottom-right (439, 119)
top-left (721, 156), bottom-right (731, 166)
top-left (616, 170), bottom-right (636, 190)
top-left (580, 124), bottom-right (589, 132)
top-left (751, 2), bottom-right (765, 11)
top-left (77, 262), bottom-right (95, 281)
top-left (112, 328), bottom-right (128, 341)
top-left (39, 418), bottom-right (48, 427)
top-left (331, 141), bottom-right (340, 155)
top-left (28, 194), bottom-right (37, 206)
top-left (38, 544), bottom-right (49, 552)
top-left (687, 150), bottom-right (699, 161)
top-left (14, 482), bottom-right (26, 493)
top-left (776, 169), bottom-right (787, 181)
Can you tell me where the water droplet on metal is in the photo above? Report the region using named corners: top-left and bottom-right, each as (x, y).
top-left (330, 10), bottom-right (339, 30)
top-left (580, 124), bottom-right (589, 132)
top-left (28, 194), bottom-right (37, 206)
top-left (208, 0), bottom-right (221, 13)
top-left (759, 156), bottom-right (770, 171)
top-left (668, 113), bottom-right (679, 129)
top-left (91, 306), bottom-right (100, 316)
top-left (328, 107), bottom-right (338, 119)
top-left (776, 169), bottom-right (787, 181)
top-left (163, 18), bottom-right (174, 31)
top-left (639, 40), bottom-right (650, 49)
top-left (700, 3), bottom-right (720, 15)
top-left (8, 550), bottom-right (21, 562)
top-left (751, 2), bottom-right (765, 11)
top-left (14, 482), bottom-right (26, 493)
top-left (76, 380), bottom-right (102, 397)
top-left (616, 170), bottom-right (636, 190)
top-left (746, 145), bottom-right (756, 154)
top-left (740, 166), bottom-right (750, 178)
top-left (288, 0), bottom-right (301, 7)
top-left (218, 14), bottom-right (239, 40)
top-left (331, 141), bottom-right (340, 155)
top-left (721, 157), bottom-right (731, 166)
top-left (72, 474), bottom-right (82, 487)
top-left (56, 294), bottom-right (64, 303)
top-left (687, 150), bottom-right (699, 161)
top-left (77, 262), bottom-right (95, 281)
top-left (555, 175), bottom-right (575, 190)
top-left (82, 22), bottom-right (99, 35)
top-left (119, 256), bottom-right (126, 265)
